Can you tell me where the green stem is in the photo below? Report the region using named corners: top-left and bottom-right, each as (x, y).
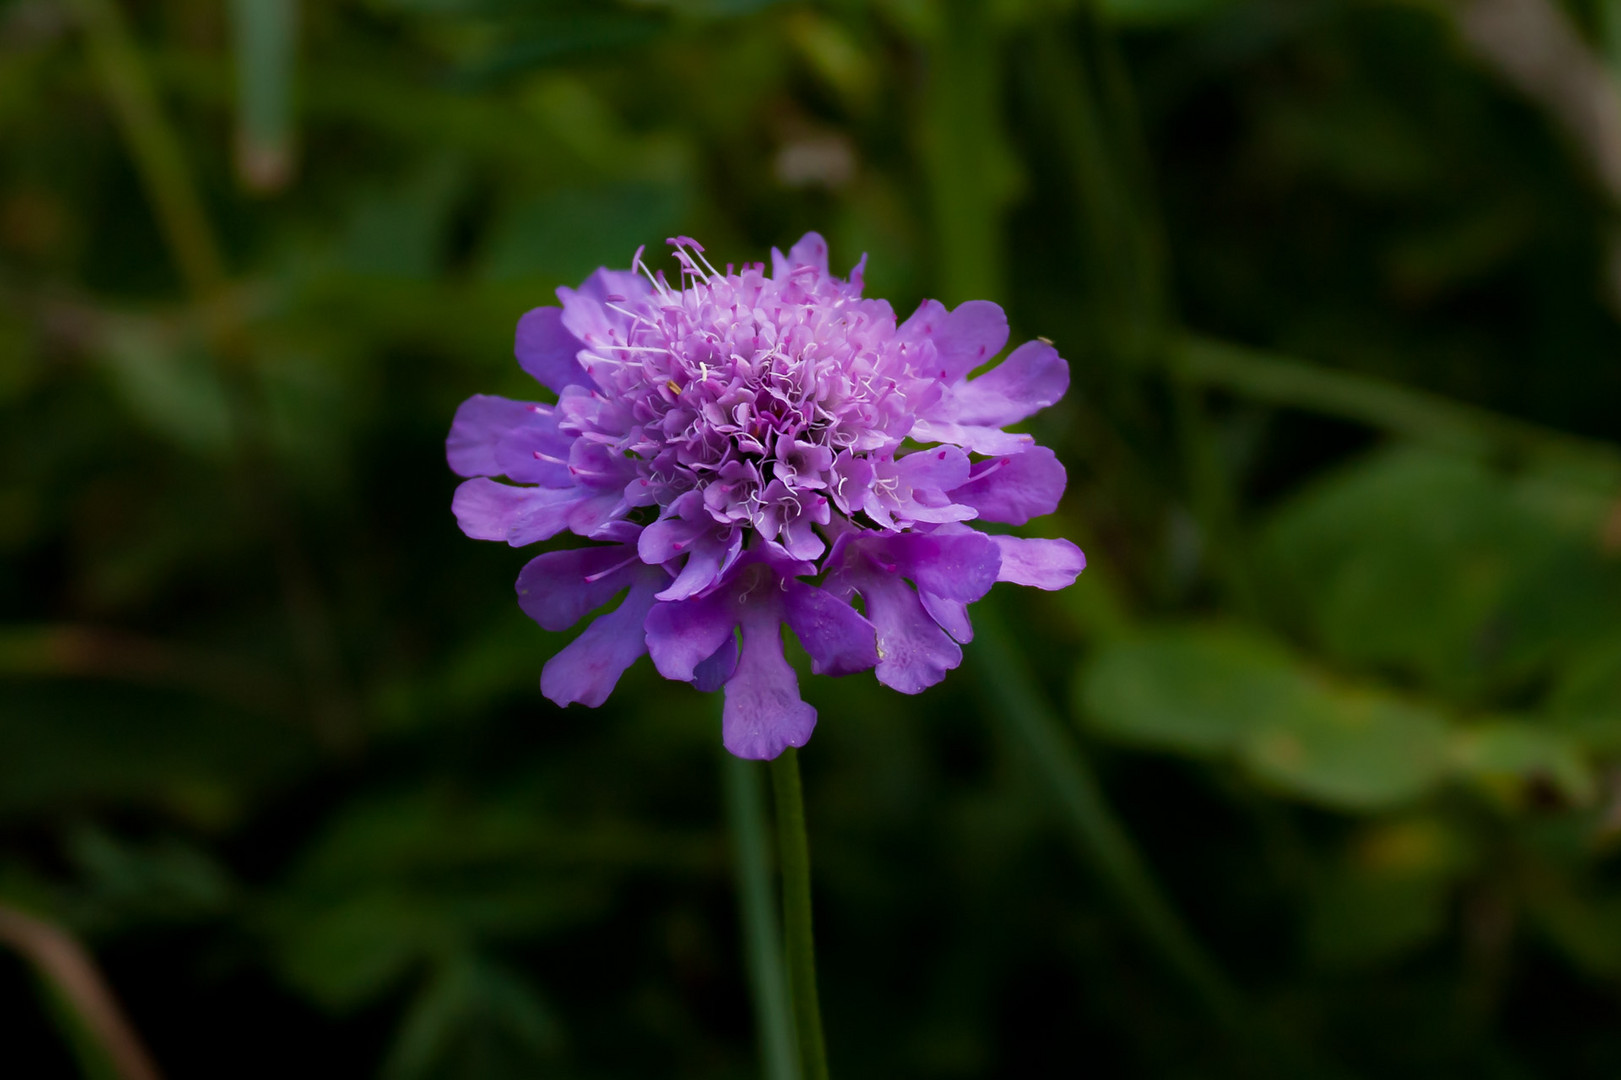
top-left (228, 0), bottom-right (299, 192)
top-left (768, 748), bottom-right (829, 1080)
top-left (923, 0), bottom-right (1006, 304)
top-left (67, 0), bottom-right (227, 303)
top-left (724, 754), bottom-right (800, 1080)
top-left (973, 608), bottom-right (1243, 1029)
top-left (1177, 335), bottom-right (1621, 480)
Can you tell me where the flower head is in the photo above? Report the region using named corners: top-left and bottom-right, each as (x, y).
top-left (449, 234), bottom-right (1085, 759)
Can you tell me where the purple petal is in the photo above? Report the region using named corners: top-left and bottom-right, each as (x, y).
top-left (722, 608), bottom-right (818, 760)
top-left (892, 446), bottom-right (972, 492)
top-left (557, 269), bottom-right (650, 356)
top-left (899, 300), bottom-right (1010, 382)
top-left (909, 419), bottom-right (1035, 456)
top-left (874, 449), bottom-right (978, 526)
top-left (991, 535), bottom-right (1087, 590)
top-left (452, 478), bottom-right (579, 546)
top-left (668, 529), bottom-right (745, 601)
top-left (950, 446), bottom-right (1067, 525)
top-left (567, 491), bottom-right (629, 537)
top-left (937, 300), bottom-right (1010, 381)
top-left (859, 573), bottom-right (963, 695)
top-left (897, 299), bottom-right (949, 346)
top-left (515, 307), bottom-right (586, 393)
top-left (658, 540), bottom-right (725, 602)
top-left (884, 530), bottom-right (1002, 602)
top-left (786, 232), bottom-right (830, 275)
top-left (782, 582), bottom-right (878, 677)
top-left (492, 409), bottom-right (574, 486)
top-left (447, 395), bottom-right (537, 478)
top-left (644, 593), bottom-right (741, 682)
top-left (950, 339), bottom-right (1069, 427)
top-left (639, 513), bottom-right (709, 565)
top-left (777, 514), bottom-right (828, 561)
top-left (920, 591), bottom-right (974, 643)
top-left (694, 635), bottom-right (739, 693)
top-left (540, 576), bottom-right (659, 708)
top-left (516, 546), bottom-right (640, 631)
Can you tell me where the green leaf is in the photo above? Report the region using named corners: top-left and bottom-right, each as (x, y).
top-left (384, 954), bottom-right (561, 1080)
top-left (1077, 626), bottom-right (1312, 755)
top-left (1450, 720), bottom-right (1595, 806)
top-left (271, 890), bottom-right (446, 1010)
top-left (1079, 626), bottom-right (1451, 810)
top-left (94, 323), bottom-right (232, 456)
top-left (1241, 689), bottom-right (1450, 811)
top-left (64, 825), bottom-right (234, 933)
top-left (1264, 447), bottom-right (1621, 699)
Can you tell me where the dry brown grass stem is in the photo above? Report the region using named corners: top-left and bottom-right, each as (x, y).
top-left (0, 903), bottom-right (163, 1080)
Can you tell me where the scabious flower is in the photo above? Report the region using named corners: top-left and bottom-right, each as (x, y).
top-left (448, 234), bottom-right (1085, 759)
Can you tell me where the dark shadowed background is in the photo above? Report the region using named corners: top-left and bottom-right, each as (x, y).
top-left (5, 0), bottom-right (1621, 1075)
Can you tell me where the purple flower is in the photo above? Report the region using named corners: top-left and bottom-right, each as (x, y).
top-left (448, 234), bottom-right (1085, 759)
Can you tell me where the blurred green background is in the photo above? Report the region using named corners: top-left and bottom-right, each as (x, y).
top-left (5, 0), bottom-right (1621, 1075)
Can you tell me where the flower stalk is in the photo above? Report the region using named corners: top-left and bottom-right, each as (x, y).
top-left (725, 753), bottom-right (800, 1080)
top-left (769, 748), bottom-right (829, 1080)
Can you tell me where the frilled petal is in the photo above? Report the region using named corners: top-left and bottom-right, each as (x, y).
top-left (782, 582), bottom-right (878, 676)
top-left (859, 573), bottom-right (963, 695)
top-left (515, 545), bottom-right (640, 631)
top-left (950, 339), bottom-right (1069, 427)
top-left (515, 307), bottom-right (586, 393)
top-left (452, 478), bottom-right (579, 546)
top-left (909, 419), bottom-right (1035, 456)
top-left (454, 232), bottom-right (1083, 748)
top-left (991, 535), bottom-right (1087, 590)
top-left (950, 446), bottom-right (1067, 525)
top-left (723, 608), bottom-right (818, 760)
top-left (447, 395), bottom-right (537, 478)
top-left (644, 592), bottom-right (740, 683)
top-left (540, 575), bottom-right (659, 708)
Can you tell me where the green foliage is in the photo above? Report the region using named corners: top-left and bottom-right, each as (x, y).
top-left (1080, 626), bottom-right (1451, 809)
top-left (1263, 447), bottom-right (1621, 699)
top-left (382, 953), bottom-right (561, 1080)
top-left (6, 0), bottom-right (1621, 1074)
top-left (1303, 816), bottom-right (1474, 969)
